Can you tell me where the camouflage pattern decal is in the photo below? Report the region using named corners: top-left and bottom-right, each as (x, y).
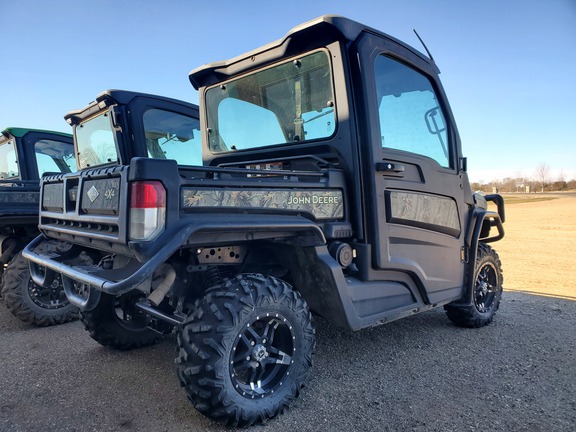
top-left (389, 191), bottom-right (460, 235)
top-left (181, 188), bottom-right (343, 220)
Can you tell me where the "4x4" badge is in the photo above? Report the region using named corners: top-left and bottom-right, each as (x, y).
top-left (104, 189), bottom-right (115, 200)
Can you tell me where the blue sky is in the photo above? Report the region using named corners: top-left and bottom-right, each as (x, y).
top-left (1, 0), bottom-right (575, 183)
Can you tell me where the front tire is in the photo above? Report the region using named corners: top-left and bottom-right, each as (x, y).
top-left (446, 242), bottom-right (503, 327)
top-left (80, 292), bottom-right (163, 350)
top-left (1, 242), bottom-right (90, 326)
top-left (176, 274), bottom-right (315, 427)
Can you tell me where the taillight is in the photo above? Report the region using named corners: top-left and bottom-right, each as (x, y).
top-left (129, 181), bottom-right (166, 241)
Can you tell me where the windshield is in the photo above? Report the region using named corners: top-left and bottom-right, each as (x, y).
top-left (0, 138), bottom-right (19, 179)
top-left (75, 111), bottom-right (117, 169)
top-left (205, 50), bottom-right (335, 153)
top-left (34, 139), bottom-right (76, 176)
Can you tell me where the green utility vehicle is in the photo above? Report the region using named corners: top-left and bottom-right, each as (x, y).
top-left (25, 16), bottom-right (505, 426)
top-left (1, 127), bottom-right (78, 325)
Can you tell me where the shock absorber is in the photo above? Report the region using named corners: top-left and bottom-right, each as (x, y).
top-left (204, 266), bottom-right (232, 288)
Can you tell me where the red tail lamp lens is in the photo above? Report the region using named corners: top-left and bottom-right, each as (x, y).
top-left (130, 181), bottom-right (166, 208)
top-left (129, 181), bottom-right (166, 241)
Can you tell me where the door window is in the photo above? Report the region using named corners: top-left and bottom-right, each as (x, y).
top-left (375, 55), bottom-right (451, 168)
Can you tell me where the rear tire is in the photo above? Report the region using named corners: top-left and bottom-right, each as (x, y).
top-left (445, 242), bottom-right (503, 327)
top-left (176, 274), bottom-right (315, 427)
top-left (0, 267), bottom-right (4, 300)
top-left (80, 292), bottom-right (163, 350)
top-left (1, 241), bottom-right (90, 326)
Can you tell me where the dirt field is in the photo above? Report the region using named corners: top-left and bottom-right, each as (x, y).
top-left (494, 193), bottom-right (576, 300)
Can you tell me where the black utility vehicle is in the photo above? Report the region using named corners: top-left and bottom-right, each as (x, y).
top-left (2, 92), bottom-right (200, 326)
top-left (25, 16), bottom-right (505, 426)
top-left (1, 127), bottom-right (77, 325)
top-left (64, 90), bottom-right (201, 171)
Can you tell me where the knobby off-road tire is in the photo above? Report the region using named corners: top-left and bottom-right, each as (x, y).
top-left (0, 267), bottom-right (4, 300)
top-left (445, 242), bottom-right (503, 327)
top-left (176, 274), bottom-right (315, 427)
top-left (81, 292), bottom-right (163, 350)
top-left (1, 242), bottom-right (91, 326)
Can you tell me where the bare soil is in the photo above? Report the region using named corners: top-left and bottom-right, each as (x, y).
top-left (495, 193), bottom-right (576, 299)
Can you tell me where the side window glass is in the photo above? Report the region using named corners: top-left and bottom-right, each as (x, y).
top-left (0, 139), bottom-right (19, 178)
top-left (34, 139), bottom-right (77, 176)
top-left (143, 109), bottom-right (202, 166)
top-left (375, 55), bottom-right (451, 168)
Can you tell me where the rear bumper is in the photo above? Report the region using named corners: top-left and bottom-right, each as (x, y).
top-left (22, 226), bottom-right (196, 310)
top-left (23, 214), bottom-right (327, 310)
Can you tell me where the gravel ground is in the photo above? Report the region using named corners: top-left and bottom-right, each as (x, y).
top-left (1, 291), bottom-right (575, 432)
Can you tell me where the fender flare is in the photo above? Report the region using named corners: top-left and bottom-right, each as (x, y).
top-left (455, 209), bottom-right (504, 307)
top-left (0, 234), bottom-right (19, 265)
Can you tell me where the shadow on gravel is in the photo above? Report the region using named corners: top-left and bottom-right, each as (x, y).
top-left (1, 291), bottom-right (575, 432)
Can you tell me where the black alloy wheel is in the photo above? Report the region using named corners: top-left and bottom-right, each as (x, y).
top-left (445, 242), bottom-right (503, 328)
top-left (474, 260), bottom-right (499, 313)
top-left (177, 273), bottom-right (315, 427)
top-left (230, 312), bottom-right (295, 398)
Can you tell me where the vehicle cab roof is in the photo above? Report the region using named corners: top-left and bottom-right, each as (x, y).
top-left (1, 127), bottom-right (71, 140)
top-left (189, 14), bottom-right (436, 89)
top-left (64, 89), bottom-right (199, 124)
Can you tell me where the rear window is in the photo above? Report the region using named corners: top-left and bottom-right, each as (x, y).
top-left (75, 112), bottom-right (117, 169)
top-left (0, 138), bottom-right (19, 179)
top-left (205, 50), bottom-right (335, 153)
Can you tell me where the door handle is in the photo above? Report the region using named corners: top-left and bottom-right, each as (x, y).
top-left (376, 162), bottom-right (405, 174)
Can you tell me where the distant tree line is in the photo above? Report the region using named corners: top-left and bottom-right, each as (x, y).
top-left (471, 163), bottom-right (576, 193)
